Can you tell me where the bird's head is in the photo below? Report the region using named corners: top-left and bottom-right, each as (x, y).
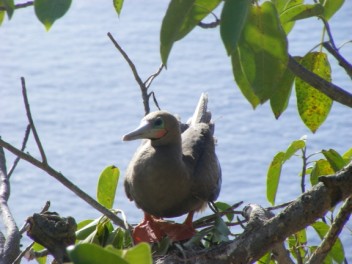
top-left (122, 111), bottom-right (181, 145)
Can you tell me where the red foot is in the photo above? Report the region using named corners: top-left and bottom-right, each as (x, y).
top-left (133, 212), bottom-right (196, 244)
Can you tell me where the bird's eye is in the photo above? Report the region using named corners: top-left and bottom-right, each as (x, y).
top-left (154, 117), bottom-right (164, 127)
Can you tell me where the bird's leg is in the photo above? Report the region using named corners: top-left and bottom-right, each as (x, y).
top-left (132, 212), bottom-right (167, 244)
top-left (158, 211), bottom-right (196, 241)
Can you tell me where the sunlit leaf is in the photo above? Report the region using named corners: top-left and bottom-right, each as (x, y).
top-left (113, 0), bottom-right (124, 16)
top-left (283, 139), bottom-right (306, 161)
top-left (275, 0), bottom-right (303, 34)
top-left (267, 152), bottom-right (285, 205)
top-left (312, 222), bottom-right (345, 263)
top-left (295, 52), bottom-right (332, 133)
top-left (342, 147), bottom-right (352, 162)
top-left (310, 159), bottom-right (334, 186)
top-left (233, 1), bottom-right (288, 102)
top-left (34, 0), bottom-right (72, 31)
top-left (319, 0), bottom-right (345, 20)
top-left (97, 165), bottom-right (120, 209)
top-left (322, 149), bottom-right (346, 172)
top-left (76, 219), bottom-right (96, 240)
top-left (32, 242), bottom-right (47, 264)
top-left (122, 242), bottom-right (152, 264)
top-left (270, 64), bottom-right (295, 118)
top-left (220, 0), bottom-right (250, 55)
top-left (280, 3), bottom-right (324, 24)
top-left (160, 0), bottom-right (196, 65)
top-left (288, 229), bottom-right (307, 261)
top-left (67, 243), bottom-right (128, 264)
top-left (0, 11), bottom-right (5, 26)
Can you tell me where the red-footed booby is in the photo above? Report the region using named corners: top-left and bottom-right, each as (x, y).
top-left (123, 93), bottom-right (221, 243)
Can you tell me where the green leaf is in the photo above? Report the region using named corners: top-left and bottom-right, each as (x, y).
top-left (67, 243), bottom-right (128, 264)
top-left (0, 11), bottom-right (5, 26)
top-left (176, 0), bottom-right (222, 40)
top-left (34, 0), bottom-right (72, 31)
top-left (288, 229), bottom-right (307, 261)
top-left (97, 165), bottom-right (120, 209)
top-left (231, 49), bottom-right (260, 108)
top-left (1, 0), bottom-right (14, 19)
top-left (270, 63), bottom-right (295, 118)
top-left (31, 242), bottom-right (47, 264)
top-left (283, 139), bottom-right (306, 161)
top-left (267, 152), bottom-right (285, 205)
top-left (322, 149), bottom-right (346, 172)
top-left (220, 0), bottom-right (250, 55)
top-left (295, 52), bottom-right (333, 133)
top-left (310, 159), bottom-right (334, 186)
top-left (319, 0), bottom-right (345, 20)
top-left (312, 222), bottom-right (345, 263)
top-left (122, 242), bottom-right (152, 264)
top-left (342, 147), bottom-right (352, 162)
top-left (160, 0), bottom-right (196, 65)
top-left (113, 0), bottom-right (124, 16)
top-left (215, 201), bottom-right (234, 221)
top-left (76, 219), bottom-right (97, 240)
top-left (280, 4), bottom-right (324, 24)
top-left (234, 1), bottom-right (288, 102)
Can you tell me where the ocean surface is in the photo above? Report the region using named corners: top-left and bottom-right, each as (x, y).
top-left (1, 0), bottom-right (351, 261)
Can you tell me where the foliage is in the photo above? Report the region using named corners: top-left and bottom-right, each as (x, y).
top-left (266, 137), bottom-right (352, 263)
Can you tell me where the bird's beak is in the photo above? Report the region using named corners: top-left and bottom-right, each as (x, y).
top-left (122, 120), bottom-right (153, 141)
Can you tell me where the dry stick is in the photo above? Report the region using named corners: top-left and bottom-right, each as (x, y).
top-left (8, 124), bottom-right (31, 178)
top-left (107, 32), bottom-right (150, 115)
top-left (307, 196), bottom-right (352, 264)
top-left (21, 78), bottom-right (47, 164)
top-left (145, 64), bottom-right (164, 89)
top-left (0, 138), bottom-right (129, 231)
top-left (287, 55), bottom-right (352, 108)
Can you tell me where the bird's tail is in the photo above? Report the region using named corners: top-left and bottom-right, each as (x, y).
top-left (189, 93), bottom-right (212, 125)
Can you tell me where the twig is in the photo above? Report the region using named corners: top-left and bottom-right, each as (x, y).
top-left (320, 18), bottom-right (337, 50)
top-left (323, 42), bottom-right (352, 80)
top-left (21, 78), bottom-right (47, 164)
top-left (0, 138), bottom-right (129, 231)
top-left (287, 55), bottom-right (352, 108)
top-left (144, 64), bottom-right (164, 89)
top-left (148, 91), bottom-right (161, 111)
top-left (8, 124), bottom-right (31, 178)
top-left (301, 147), bottom-right (307, 193)
top-left (107, 32), bottom-right (150, 115)
top-left (0, 1), bottom-right (33, 11)
top-left (307, 196), bottom-right (352, 264)
top-left (0, 147), bottom-right (21, 263)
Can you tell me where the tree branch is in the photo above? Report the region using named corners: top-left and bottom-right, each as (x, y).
top-left (0, 147), bottom-right (21, 264)
top-left (0, 1), bottom-right (33, 11)
top-left (287, 55), bottom-right (352, 108)
top-left (307, 196), bottom-right (352, 263)
top-left (323, 42), bottom-right (352, 80)
top-left (0, 138), bottom-right (129, 231)
top-left (21, 77), bottom-right (47, 164)
top-left (155, 163), bottom-right (352, 263)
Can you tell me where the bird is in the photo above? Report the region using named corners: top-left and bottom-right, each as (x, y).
top-left (122, 93), bottom-right (221, 243)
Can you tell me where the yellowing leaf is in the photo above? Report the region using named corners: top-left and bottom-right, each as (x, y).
top-left (295, 52), bottom-right (332, 133)
top-left (113, 0), bottom-right (124, 16)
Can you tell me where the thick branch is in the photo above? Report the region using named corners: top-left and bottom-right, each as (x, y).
top-left (155, 163), bottom-right (352, 263)
top-left (0, 138), bottom-right (128, 231)
top-left (0, 147), bottom-right (21, 264)
top-left (287, 55), bottom-right (352, 108)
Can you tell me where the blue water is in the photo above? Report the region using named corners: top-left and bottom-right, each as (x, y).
top-left (1, 0), bottom-right (351, 261)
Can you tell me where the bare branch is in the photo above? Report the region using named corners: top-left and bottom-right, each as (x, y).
top-left (0, 147), bottom-right (21, 264)
top-left (287, 55), bottom-right (352, 108)
top-left (107, 32), bottom-right (150, 115)
top-left (0, 138), bottom-right (130, 231)
top-left (308, 196), bottom-right (352, 263)
top-left (8, 124), bottom-right (31, 178)
top-left (21, 78), bottom-right (47, 164)
top-left (144, 64), bottom-right (164, 89)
